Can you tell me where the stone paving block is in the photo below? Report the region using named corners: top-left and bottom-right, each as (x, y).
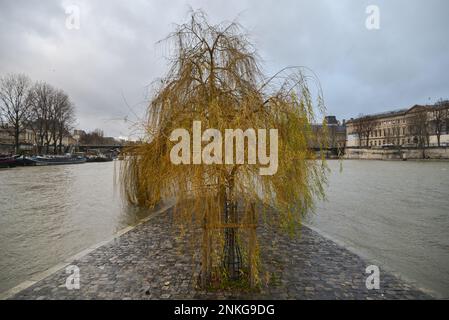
top-left (8, 207), bottom-right (432, 300)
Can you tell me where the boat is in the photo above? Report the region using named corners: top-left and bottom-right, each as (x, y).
top-left (0, 156), bottom-right (16, 168)
top-left (29, 155), bottom-right (87, 166)
top-left (14, 155), bottom-right (37, 166)
top-left (86, 154), bottom-right (113, 162)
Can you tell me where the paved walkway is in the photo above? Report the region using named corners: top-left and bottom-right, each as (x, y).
top-left (9, 207), bottom-right (431, 300)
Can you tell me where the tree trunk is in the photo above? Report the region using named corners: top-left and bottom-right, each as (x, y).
top-left (14, 126), bottom-right (20, 154)
top-left (58, 134), bottom-right (63, 154)
top-left (222, 193), bottom-right (242, 280)
top-left (201, 214), bottom-right (211, 288)
top-left (421, 139), bottom-right (426, 159)
top-left (248, 202), bottom-right (257, 288)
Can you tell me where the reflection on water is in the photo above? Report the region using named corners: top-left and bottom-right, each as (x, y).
top-left (306, 160), bottom-right (449, 298)
top-left (0, 162), bottom-right (149, 293)
top-left (1, 160), bottom-right (448, 298)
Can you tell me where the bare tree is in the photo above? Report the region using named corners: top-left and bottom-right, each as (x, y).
top-left (432, 99), bottom-right (449, 147)
top-left (79, 129), bottom-right (107, 145)
top-left (29, 82), bottom-right (54, 154)
top-left (56, 95), bottom-right (75, 154)
top-left (0, 74), bottom-right (33, 153)
top-left (0, 107), bottom-right (5, 126)
top-left (363, 117), bottom-right (376, 147)
top-left (29, 83), bottom-right (76, 154)
top-left (408, 107), bottom-right (430, 158)
top-left (51, 89), bottom-right (71, 154)
top-left (353, 115), bottom-right (365, 147)
top-left (353, 115), bottom-right (376, 147)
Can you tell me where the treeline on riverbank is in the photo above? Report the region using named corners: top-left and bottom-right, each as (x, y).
top-left (0, 73), bottom-right (75, 154)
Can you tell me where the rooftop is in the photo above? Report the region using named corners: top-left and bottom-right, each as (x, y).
top-left (346, 103), bottom-right (446, 123)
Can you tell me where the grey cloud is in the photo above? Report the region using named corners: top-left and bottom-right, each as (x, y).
top-left (1, 0), bottom-right (448, 138)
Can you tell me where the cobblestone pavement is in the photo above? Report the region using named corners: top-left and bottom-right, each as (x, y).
top-left (10, 207), bottom-right (431, 300)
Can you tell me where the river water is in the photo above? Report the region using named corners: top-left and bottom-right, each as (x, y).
top-left (0, 162), bottom-right (149, 294)
top-left (306, 160), bottom-right (449, 298)
top-left (0, 160), bottom-right (448, 298)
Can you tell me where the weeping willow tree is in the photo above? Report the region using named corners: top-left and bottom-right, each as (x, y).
top-left (121, 11), bottom-right (327, 288)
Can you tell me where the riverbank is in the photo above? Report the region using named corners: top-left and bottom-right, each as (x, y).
top-left (344, 147), bottom-right (449, 160)
top-left (2, 205), bottom-right (432, 300)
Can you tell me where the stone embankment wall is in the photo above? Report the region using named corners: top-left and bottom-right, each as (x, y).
top-left (344, 147), bottom-right (449, 160)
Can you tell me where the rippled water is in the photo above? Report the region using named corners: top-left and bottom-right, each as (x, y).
top-left (0, 162), bottom-right (149, 293)
top-left (306, 160), bottom-right (449, 298)
top-left (1, 160), bottom-right (448, 298)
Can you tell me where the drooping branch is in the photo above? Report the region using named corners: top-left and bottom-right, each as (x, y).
top-left (120, 11), bottom-right (327, 287)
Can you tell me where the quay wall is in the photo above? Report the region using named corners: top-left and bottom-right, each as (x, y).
top-left (344, 147), bottom-right (449, 160)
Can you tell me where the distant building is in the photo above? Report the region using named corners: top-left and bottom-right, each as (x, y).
top-left (325, 115), bottom-right (338, 125)
top-left (311, 116), bottom-right (347, 151)
top-left (0, 124), bottom-right (36, 153)
top-left (62, 135), bottom-right (77, 147)
top-left (0, 125), bottom-right (10, 145)
top-left (0, 123), bottom-right (80, 154)
top-left (72, 129), bottom-right (86, 144)
top-left (346, 102), bottom-right (449, 148)
top-left (325, 116), bottom-right (347, 150)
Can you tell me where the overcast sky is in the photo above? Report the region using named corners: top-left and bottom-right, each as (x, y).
top-left (1, 0), bottom-right (448, 138)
